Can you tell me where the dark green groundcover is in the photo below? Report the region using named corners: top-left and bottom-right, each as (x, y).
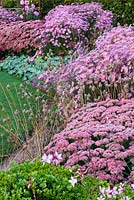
top-left (0, 160), bottom-right (134, 200)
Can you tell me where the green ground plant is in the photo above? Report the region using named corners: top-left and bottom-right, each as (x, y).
top-left (0, 160), bottom-right (134, 199)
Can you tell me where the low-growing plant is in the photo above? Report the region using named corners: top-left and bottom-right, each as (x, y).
top-left (0, 20), bottom-right (45, 54)
top-left (0, 55), bottom-right (70, 82)
top-left (44, 98), bottom-right (134, 183)
top-left (0, 159), bottom-right (134, 199)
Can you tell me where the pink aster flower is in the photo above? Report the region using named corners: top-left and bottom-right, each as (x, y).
top-left (33, 11), bottom-right (39, 17)
top-left (20, 0), bottom-right (25, 5)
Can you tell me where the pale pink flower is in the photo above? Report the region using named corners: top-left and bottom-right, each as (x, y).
top-left (34, 11), bottom-right (39, 17)
top-left (69, 176), bottom-right (77, 187)
top-left (19, 14), bottom-right (24, 19)
top-left (20, 0), bottom-right (25, 5)
top-left (122, 196), bottom-right (130, 200)
top-left (41, 153), bottom-right (53, 164)
top-left (53, 151), bottom-right (62, 165)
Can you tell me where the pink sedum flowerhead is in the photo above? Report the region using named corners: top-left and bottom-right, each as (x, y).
top-left (44, 99), bottom-right (134, 183)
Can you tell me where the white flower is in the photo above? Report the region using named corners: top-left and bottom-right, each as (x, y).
top-left (131, 184), bottom-right (134, 190)
top-left (97, 195), bottom-right (105, 200)
top-left (118, 183), bottom-right (124, 194)
top-left (69, 176), bottom-right (77, 187)
top-left (122, 196), bottom-right (130, 200)
top-left (41, 153), bottom-right (53, 164)
top-left (53, 151), bottom-right (62, 165)
top-left (105, 186), bottom-right (113, 198)
top-left (99, 186), bottom-right (105, 195)
top-left (111, 186), bottom-right (119, 198)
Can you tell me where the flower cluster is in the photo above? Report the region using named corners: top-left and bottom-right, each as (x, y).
top-left (41, 151), bottom-right (62, 165)
top-left (98, 183), bottom-right (132, 200)
top-left (0, 20), bottom-right (45, 53)
top-left (0, 7), bottom-right (21, 24)
top-left (36, 26), bottom-right (134, 109)
top-left (38, 2), bottom-right (113, 55)
top-left (20, 0), bottom-right (39, 20)
top-left (44, 98), bottom-right (134, 183)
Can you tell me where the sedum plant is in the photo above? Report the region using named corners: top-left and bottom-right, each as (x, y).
top-left (44, 98), bottom-right (134, 183)
top-left (0, 20), bottom-right (45, 54)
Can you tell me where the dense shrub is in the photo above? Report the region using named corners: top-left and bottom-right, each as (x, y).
top-left (0, 20), bottom-right (45, 54)
top-left (0, 160), bottom-right (102, 200)
top-left (0, 55), bottom-right (70, 82)
top-left (2, 0), bottom-right (19, 8)
top-left (44, 98), bottom-right (134, 183)
top-left (64, 0), bottom-right (134, 26)
top-left (0, 7), bottom-right (21, 23)
top-left (0, 160), bottom-right (134, 199)
top-left (35, 26), bottom-right (134, 107)
top-left (38, 2), bottom-right (113, 55)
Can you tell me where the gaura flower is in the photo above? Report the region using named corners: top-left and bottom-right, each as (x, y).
top-left (69, 176), bottom-right (77, 187)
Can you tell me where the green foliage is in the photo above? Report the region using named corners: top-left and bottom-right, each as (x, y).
top-left (2, 0), bottom-right (18, 8)
top-left (39, 0), bottom-right (65, 18)
top-left (0, 55), bottom-right (69, 83)
top-left (0, 55), bottom-right (45, 83)
top-left (0, 160), bottom-right (134, 199)
top-left (0, 160), bottom-right (105, 200)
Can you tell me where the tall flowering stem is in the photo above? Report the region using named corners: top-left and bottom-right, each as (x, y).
top-left (20, 0), bottom-right (39, 21)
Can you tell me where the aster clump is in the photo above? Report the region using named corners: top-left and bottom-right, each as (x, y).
top-left (0, 7), bottom-right (21, 24)
top-left (36, 26), bottom-right (134, 109)
top-left (20, 0), bottom-right (39, 21)
top-left (0, 20), bottom-right (45, 54)
top-left (44, 98), bottom-right (134, 183)
top-left (38, 2), bottom-right (113, 55)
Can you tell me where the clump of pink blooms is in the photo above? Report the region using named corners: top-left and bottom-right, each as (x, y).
top-left (41, 151), bottom-right (62, 165)
top-left (0, 20), bottom-right (45, 53)
top-left (35, 26), bottom-right (134, 109)
top-left (38, 2), bottom-right (113, 55)
top-left (44, 98), bottom-right (134, 183)
top-left (0, 7), bottom-right (21, 24)
top-left (20, 0), bottom-right (39, 20)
